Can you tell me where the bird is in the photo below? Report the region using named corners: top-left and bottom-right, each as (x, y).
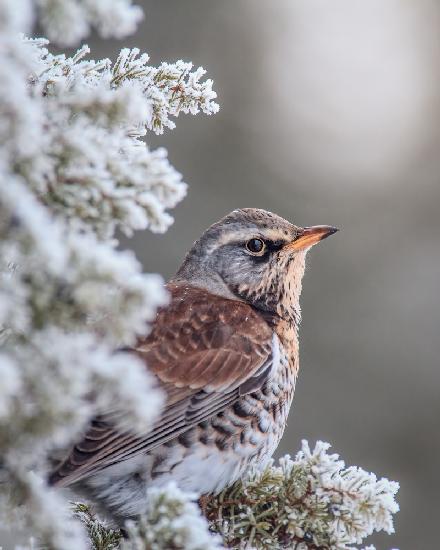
top-left (49, 208), bottom-right (338, 523)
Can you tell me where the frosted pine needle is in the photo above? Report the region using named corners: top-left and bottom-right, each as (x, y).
top-left (206, 440), bottom-right (399, 550)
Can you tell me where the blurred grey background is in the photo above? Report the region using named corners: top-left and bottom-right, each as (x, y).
top-left (93, 1), bottom-right (440, 547)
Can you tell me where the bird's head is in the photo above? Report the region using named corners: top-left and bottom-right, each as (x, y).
top-left (175, 208), bottom-right (337, 323)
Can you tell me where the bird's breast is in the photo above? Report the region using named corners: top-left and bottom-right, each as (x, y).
top-left (211, 334), bottom-right (297, 466)
top-left (144, 334), bottom-right (298, 498)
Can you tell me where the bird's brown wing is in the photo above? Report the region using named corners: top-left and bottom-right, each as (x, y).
top-left (50, 283), bottom-right (273, 487)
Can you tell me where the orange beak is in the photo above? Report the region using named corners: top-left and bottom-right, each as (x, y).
top-left (284, 225), bottom-right (338, 252)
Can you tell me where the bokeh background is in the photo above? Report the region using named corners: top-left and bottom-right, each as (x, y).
top-left (91, 1), bottom-right (440, 547)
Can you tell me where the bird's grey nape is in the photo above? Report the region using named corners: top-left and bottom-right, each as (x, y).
top-left (173, 241), bottom-right (240, 302)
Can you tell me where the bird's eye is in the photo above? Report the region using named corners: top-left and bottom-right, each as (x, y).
top-left (246, 238), bottom-right (266, 255)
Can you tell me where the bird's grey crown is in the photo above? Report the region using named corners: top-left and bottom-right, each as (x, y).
top-left (211, 208), bottom-right (295, 235)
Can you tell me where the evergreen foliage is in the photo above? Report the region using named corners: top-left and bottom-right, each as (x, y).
top-left (74, 441), bottom-right (399, 550)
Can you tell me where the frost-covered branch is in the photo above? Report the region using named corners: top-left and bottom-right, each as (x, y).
top-left (207, 441), bottom-right (399, 550)
top-left (121, 484), bottom-right (223, 550)
top-left (0, 1), bottom-right (218, 548)
top-left (74, 441), bottom-right (399, 550)
top-left (72, 484), bottom-right (224, 550)
top-left (18, 38), bottom-right (218, 238)
top-left (36, 0), bottom-right (144, 47)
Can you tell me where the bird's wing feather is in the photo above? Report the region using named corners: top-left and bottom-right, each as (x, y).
top-left (50, 283), bottom-right (273, 487)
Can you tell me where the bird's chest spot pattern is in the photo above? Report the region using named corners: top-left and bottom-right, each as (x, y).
top-left (224, 338), bottom-right (297, 462)
top-left (149, 337), bottom-right (297, 495)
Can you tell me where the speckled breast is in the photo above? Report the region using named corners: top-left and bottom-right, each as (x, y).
top-left (149, 336), bottom-right (297, 495)
top-left (210, 336), bottom-right (297, 468)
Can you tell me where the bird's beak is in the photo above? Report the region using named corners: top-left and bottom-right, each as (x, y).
top-left (284, 225), bottom-right (339, 252)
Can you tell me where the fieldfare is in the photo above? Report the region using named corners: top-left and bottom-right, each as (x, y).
top-left (49, 208), bottom-right (337, 522)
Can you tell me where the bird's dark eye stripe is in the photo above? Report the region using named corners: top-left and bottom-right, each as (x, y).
top-left (267, 240), bottom-right (284, 252)
top-left (242, 238), bottom-right (285, 255)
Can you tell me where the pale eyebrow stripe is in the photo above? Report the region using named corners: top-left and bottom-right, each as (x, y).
top-left (216, 228), bottom-right (290, 247)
